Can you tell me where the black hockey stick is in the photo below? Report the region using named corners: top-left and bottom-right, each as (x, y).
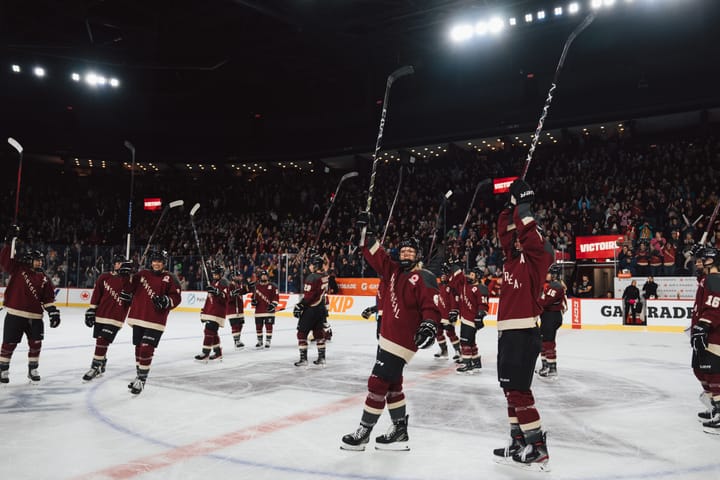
top-left (7, 137), bottom-right (23, 258)
top-left (428, 189), bottom-right (454, 262)
top-left (360, 65), bottom-right (415, 247)
top-left (521, 13), bottom-right (595, 180)
top-left (124, 140), bottom-right (136, 259)
top-left (380, 166), bottom-right (404, 244)
top-left (189, 203), bottom-right (211, 287)
top-left (313, 171), bottom-right (359, 247)
top-left (452, 178), bottom-right (492, 261)
top-left (699, 199), bottom-right (720, 245)
top-left (139, 199), bottom-right (184, 266)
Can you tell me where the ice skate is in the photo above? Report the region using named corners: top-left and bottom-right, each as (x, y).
top-left (209, 349), bottom-right (223, 362)
top-left (82, 360), bottom-right (106, 382)
top-left (433, 343), bottom-right (448, 360)
top-left (294, 350), bottom-right (308, 367)
top-left (375, 415), bottom-right (410, 451)
top-left (313, 350), bottom-right (326, 367)
top-left (340, 424), bottom-right (373, 451)
top-left (234, 337), bottom-right (245, 350)
top-left (493, 426), bottom-right (526, 465)
top-left (265, 338), bottom-right (272, 349)
top-left (472, 357), bottom-right (482, 370)
top-left (507, 429), bottom-right (550, 472)
top-left (538, 363), bottom-right (557, 380)
top-left (702, 403), bottom-right (720, 435)
top-left (255, 336), bottom-right (264, 349)
top-left (452, 345), bottom-right (461, 362)
top-left (455, 359), bottom-right (475, 375)
top-left (194, 352), bottom-right (210, 364)
top-left (27, 364), bottom-right (41, 384)
top-left (129, 376), bottom-right (146, 395)
top-left (535, 359), bottom-right (548, 375)
top-left (0, 364), bottom-right (9, 384)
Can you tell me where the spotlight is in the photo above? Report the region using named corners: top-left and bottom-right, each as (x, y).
top-left (554, 7), bottom-right (563, 16)
top-left (450, 24), bottom-right (474, 42)
top-left (509, 17), bottom-right (517, 26)
top-left (489, 17), bottom-right (504, 34)
top-left (109, 78), bottom-right (120, 88)
top-left (569, 2), bottom-right (580, 14)
top-left (537, 10), bottom-right (546, 20)
top-left (11, 64), bottom-right (21, 73)
top-left (71, 73), bottom-right (80, 82)
top-left (33, 66), bottom-right (45, 77)
top-left (591, 0), bottom-right (603, 9)
top-left (525, 13), bottom-right (533, 22)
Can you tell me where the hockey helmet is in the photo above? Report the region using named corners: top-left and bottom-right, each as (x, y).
top-left (398, 237), bottom-right (422, 270)
top-left (701, 246), bottom-right (719, 268)
top-left (148, 249), bottom-right (169, 264)
top-left (548, 263), bottom-right (563, 278)
top-left (309, 255), bottom-right (324, 270)
top-left (211, 265), bottom-right (224, 276)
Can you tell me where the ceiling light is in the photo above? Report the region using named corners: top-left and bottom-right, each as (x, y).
top-left (11, 65), bottom-right (21, 73)
top-left (33, 67), bottom-right (45, 77)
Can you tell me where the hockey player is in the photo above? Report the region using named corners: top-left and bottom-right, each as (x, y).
top-left (341, 214), bottom-right (440, 452)
top-left (82, 255), bottom-right (133, 381)
top-left (227, 269), bottom-right (250, 349)
top-left (252, 269), bottom-right (279, 348)
top-left (691, 246), bottom-right (720, 434)
top-left (195, 266), bottom-right (228, 362)
top-left (446, 264), bottom-right (489, 374)
top-left (0, 227), bottom-right (60, 384)
top-left (493, 179), bottom-right (554, 471)
top-left (292, 255), bottom-right (329, 366)
top-left (433, 271), bottom-right (461, 362)
top-left (536, 264), bottom-right (567, 379)
top-left (124, 249), bottom-right (182, 395)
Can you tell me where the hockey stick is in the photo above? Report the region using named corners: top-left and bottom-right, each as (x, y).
top-left (451, 178), bottom-right (492, 262)
top-left (189, 203), bottom-right (211, 287)
top-left (139, 199), bottom-right (184, 266)
top-left (699, 199), bottom-right (720, 245)
top-left (8, 137), bottom-right (23, 258)
top-left (359, 65), bottom-right (415, 247)
top-left (380, 166), bottom-right (404, 244)
top-left (521, 13), bottom-right (595, 180)
top-left (313, 171), bottom-right (359, 247)
top-left (124, 140), bottom-right (136, 259)
top-left (428, 190), bottom-right (454, 262)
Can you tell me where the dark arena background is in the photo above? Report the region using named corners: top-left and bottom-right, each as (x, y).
top-left (0, 1), bottom-right (719, 479)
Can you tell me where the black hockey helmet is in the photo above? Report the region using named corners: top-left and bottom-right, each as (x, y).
top-left (548, 263), bottom-right (563, 278)
top-left (148, 249), bottom-right (169, 264)
top-left (701, 246), bottom-right (719, 268)
top-left (210, 265), bottom-right (224, 276)
top-left (21, 249), bottom-right (44, 265)
top-left (257, 268), bottom-right (269, 278)
top-left (112, 254), bottom-right (126, 264)
top-left (398, 236), bottom-right (422, 270)
top-left (309, 255), bottom-right (324, 270)
top-left (466, 265), bottom-right (483, 280)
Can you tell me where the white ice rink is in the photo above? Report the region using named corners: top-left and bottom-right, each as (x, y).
top-left (0, 307), bottom-right (718, 480)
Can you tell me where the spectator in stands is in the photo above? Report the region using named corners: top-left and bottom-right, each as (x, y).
top-left (622, 280), bottom-right (642, 325)
top-left (576, 275), bottom-right (593, 298)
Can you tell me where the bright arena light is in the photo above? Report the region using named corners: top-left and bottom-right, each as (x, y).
top-left (591, 0), bottom-right (603, 9)
top-left (85, 72), bottom-right (98, 86)
top-left (489, 17), bottom-right (504, 34)
top-left (33, 66), bottom-right (45, 77)
top-left (475, 21), bottom-right (488, 35)
top-left (96, 76), bottom-right (107, 86)
top-left (569, 2), bottom-right (580, 14)
top-left (509, 17), bottom-right (517, 26)
top-left (71, 72), bottom-right (80, 82)
top-left (554, 6), bottom-right (563, 16)
top-left (537, 10), bottom-right (546, 20)
top-left (450, 23), bottom-right (474, 42)
top-left (109, 78), bottom-right (119, 88)
top-left (11, 64), bottom-right (21, 73)
top-left (525, 13), bottom-right (533, 22)
top-left (604, 0), bottom-right (616, 6)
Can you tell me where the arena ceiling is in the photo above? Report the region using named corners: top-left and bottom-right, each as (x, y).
top-left (0, 0), bottom-right (718, 166)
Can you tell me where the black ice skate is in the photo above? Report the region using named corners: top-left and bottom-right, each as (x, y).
top-left (129, 376), bottom-right (146, 395)
top-left (255, 336), bottom-right (264, 349)
top-left (538, 362), bottom-right (558, 380)
top-left (234, 337), bottom-right (245, 350)
top-left (509, 429), bottom-right (550, 472)
top-left (702, 402), bottom-right (720, 435)
top-left (294, 350), bottom-right (308, 367)
top-left (493, 425), bottom-right (526, 464)
top-left (375, 415), bottom-right (410, 451)
top-left (340, 424), bottom-right (373, 451)
top-left (452, 345), bottom-right (461, 362)
top-left (82, 360), bottom-right (106, 382)
top-left (0, 363), bottom-right (9, 384)
top-left (27, 364), bottom-right (41, 383)
top-left (434, 343), bottom-right (448, 360)
top-left (265, 338), bottom-right (272, 349)
top-left (536, 359), bottom-right (549, 375)
top-left (313, 350), bottom-right (326, 367)
top-left (194, 351), bottom-right (210, 364)
top-left (472, 357), bottom-right (482, 370)
top-left (209, 348), bottom-right (223, 362)
top-left (455, 359), bottom-right (474, 375)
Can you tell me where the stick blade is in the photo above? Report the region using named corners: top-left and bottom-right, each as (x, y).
top-left (123, 140), bottom-right (135, 151)
top-left (169, 200), bottom-right (184, 208)
top-left (341, 171), bottom-right (360, 181)
top-left (7, 137), bottom-right (22, 153)
top-left (390, 65), bottom-right (415, 80)
top-left (190, 203), bottom-right (200, 216)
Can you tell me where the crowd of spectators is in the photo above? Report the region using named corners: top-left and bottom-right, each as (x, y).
top-left (1, 121), bottom-right (718, 295)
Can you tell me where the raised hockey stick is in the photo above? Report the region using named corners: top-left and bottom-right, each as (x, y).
top-left (124, 140), bottom-right (136, 259)
top-left (428, 190), bottom-right (454, 262)
top-left (380, 166), bottom-right (404, 244)
top-left (189, 203), bottom-right (211, 287)
top-left (699, 199), bottom-right (720, 245)
top-left (459, 179), bottom-right (492, 237)
top-left (139, 199), bottom-right (184, 266)
top-left (521, 13), bottom-right (595, 180)
top-left (360, 65), bottom-right (414, 247)
top-left (313, 171), bottom-right (359, 247)
top-left (8, 137), bottom-right (23, 258)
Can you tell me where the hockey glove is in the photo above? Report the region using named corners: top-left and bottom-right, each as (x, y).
top-left (361, 306), bottom-right (377, 319)
top-left (414, 320), bottom-right (437, 349)
top-left (206, 285), bottom-right (221, 296)
top-left (251, 297), bottom-right (258, 307)
top-left (509, 179), bottom-right (535, 206)
top-left (268, 302), bottom-right (278, 313)
top-left (229, 288), bottom-right (242, 298)
top-left (691, 322), bottom-right (711, 353)
top-left (119, 291), bottom-right (133, 306)
top-left (293, 303), bottom-right (306, 318)
top-left (118, 262), bottom-right (133, 276)
top-left (475, 310), bottom-right (487, 330)
top-left (5, 224), bottom-right (20, 242)
top-left (152, 295), bottom-right (171, 311)
top-left (448, 309), bottom-right (459, 323)
top-left (85, 307), bottom-right (96, 327)
top-left (46, 306), bottom-right (61, 328)
top-left (356, 210), bottom-right (377, 247)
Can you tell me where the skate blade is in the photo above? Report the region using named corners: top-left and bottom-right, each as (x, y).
top-left (456, 370), bottom-right (476, 375)
top-left (339, 443), bottom-right (366, 451)
top-left (495, 456), bottom-right (551, 472)
top-left (194, 359), bottom-right (209, 364)
top-left (538, 375), bottom-right (558, 381)
top-left (375, 443), bottom-right (410, 451)
top-left (702, 426), bottom-right (720, 435)
top-left (27, 379), bottom-right (41, 385)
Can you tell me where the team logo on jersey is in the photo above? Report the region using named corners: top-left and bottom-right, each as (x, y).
top-left (408, 273), bottom-right (419, 285)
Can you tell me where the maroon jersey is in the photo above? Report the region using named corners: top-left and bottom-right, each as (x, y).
top-left (539, 280), bottom-right (567, 313)
top-left (437, 282), bottom-right (458, 321)
top-left (201, 278), bottom-right (229, 325)
top-left (300, 271), bottom-right (328, 307)
top-left (497, 206), bottom-right (554, 330)
top-left (692, 274), bottom-right (706, 329)
top-left (697, 273), bottom-right (720, 357)
top-left (662, 243), bottom-right (676, 267)
top-left (126, 269), bottom-right (182, 332)
top-left (0, 244), bottom-right (56, 319)
top-left (363, 241), bottom-right (440, 361)
top-left (89, 271), bottom-right (131, 328)
top-left (226, 279), bottom-right (250, 320)
top-left (253, 281), bottom-right (279, 318)
top-left (448, 271), bottom-right (489, 325)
